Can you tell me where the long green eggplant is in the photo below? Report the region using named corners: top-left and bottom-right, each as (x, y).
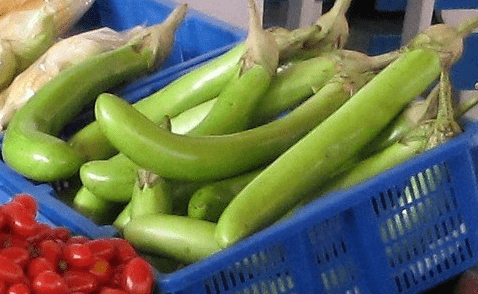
top-left (2, 5), bottom-right (188, 182)
top-left (215, 21), bottom-right (471, 247)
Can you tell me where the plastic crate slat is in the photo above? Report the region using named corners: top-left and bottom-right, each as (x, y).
top-left (376, 0), bottom-right (408, 11)
top-left (376, 0), bottom-right (478, 11)
top-left (350, 125), bottom-right (478, 294)
top-left (306, 214), bottom-right (368, 294)
top-left (435, 0), bottom-right (478, 10)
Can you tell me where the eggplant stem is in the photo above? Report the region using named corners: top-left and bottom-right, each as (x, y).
top-left (368, 49), bottom-right (402, 70)
top-left (269, 25), bottom-right (321, 61)
top-left (455, 94), bottom-right (478, 119)
top-left (242, 0), bottom-right (278, 76)
top-left (330, 0), bottom-right (353, 16)
top-left (426, 69), bottom-right (462, 149)
top-left (307, 0), bottom-right (352, 49)
top-left (456, 15), bottom-right (478, 38)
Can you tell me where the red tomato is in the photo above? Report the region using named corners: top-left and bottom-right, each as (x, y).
top-left (27, 257), bottom-right (55, 280)
top-left (108, 264), bottom-right (125, 289)
top-left (122, 257), bottom-right (154, 294)
top-left (38, 240), bottom-right (62, 266)
top-left (32, 271), bottom-right (68, 294)
top-left (455, 268), bottom-right (478, 294)
top-left (66, 236), bottom-right (89, 245)
top-left (63, 243), bottom-right (93, 269)
top-left (0, 232), bottom-right (28, 250)
top-left (99, 287), bottom-right (129, 294)
top-left (63, 270), bottom-right (98, 293)
top-left (7, 282), bottom-right (30, 294)
top-left (0, 232), bottom-right (12, 248)
top-left (2, 201), bottom-right (26, 219)
top-left (6, 207), bottom-right (37, 237)
top-left (26, 224), bottom-right (54, 248)
top-left (12, 194), bottom-right (38, 217)
top-left (0, 255), bottom-right (25, 284)
top-left (87, 239), bottom-right (114, 261)
top-left (110, 238), bottom-right (138, 265)
top-left (0, 208), bottom-right (6, 229)
top-left (52, 228), bottom-right (71, 243)
top-left (0, 197), bottom-right (155, 294)
top-left (0, 246), bottom-right (30, 268)
top-left (0, 280), bottom-right (6, 293)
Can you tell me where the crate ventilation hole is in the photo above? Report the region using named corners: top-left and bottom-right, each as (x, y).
top-left (203, 244), bottom-right (298, 294)
top-left (308, 216), bottom-right (363, 294)
top-left (371, 163), bottom-right (473, 292)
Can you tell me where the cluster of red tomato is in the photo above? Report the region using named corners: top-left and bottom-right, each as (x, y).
top-left (0, 193), bottom-right (155, 294)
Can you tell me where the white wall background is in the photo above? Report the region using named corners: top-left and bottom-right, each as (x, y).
top-left (174, 0), bottom-right (264, 29)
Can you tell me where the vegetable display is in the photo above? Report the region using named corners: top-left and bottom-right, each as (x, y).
top-left (1, 0), bottom-right (478, 287)
top-left (215, 23), bottom-right (465, 247)
top-left (66, 0), bottom-right (351, 163)
top-left (93, 59), bottom-right (377, 182)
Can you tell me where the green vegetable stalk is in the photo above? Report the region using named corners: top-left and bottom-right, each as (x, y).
top-left (299, 68), bottom-right (476, 208)
top-left (77, 0), bottom-right (278, 214)
top-left (68, 43), bottom-right (245, 162)
top-left (0, 26), bottom-right (150, 131)
top-left (93, 61), bottom-right (376, 182)
top-left (1, 5), bottom-right (188, 182)
top-left (123, 213), bottom-right (221, 264)
top-left (188, 168), bottom-right (263, 222)
top-left (113, 201), bottom-right (132, 232)
top-left (78, 103), bottom-right (212, 204)
top-left (215, 19), bottom-right (474, 247)
top-left (130, 169), bottom-right (173, 218)
top-left (187, 0), bottom-right (278, 135)
top-left (251, 48), bottom-right (399, 125)
top-left (73, 186), bottom-right (123, 224)
top-left (66, 0), bottom-right (354, 163)
top-left (271, 0), bottom-right (352, 62)
top-left (358, 83), bottom-right (441, 159)
top-left (78, 48), bottom-right (378, 202)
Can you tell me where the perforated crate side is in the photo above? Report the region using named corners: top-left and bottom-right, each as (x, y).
top-left (351, 141), bottom-right (478, 293)
top-left (154, 120), bottom-right (478, 294)
top-left (156, 207), bottom-right (374, 294)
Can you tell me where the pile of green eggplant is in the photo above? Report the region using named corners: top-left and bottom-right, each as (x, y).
top-left (2, 0), bottom-right (478, 271)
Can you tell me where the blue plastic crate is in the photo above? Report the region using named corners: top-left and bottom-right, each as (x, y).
top-left (376, 0), bottom-right (478, 11)
top-left (0, 157), bottom-right (118, 239)
top-left (435, 0), bottom-right (478, 10)
top-left (376, 0), bottom-right (408, 11)
top-left (3, 119), bottom-right (478, 293)
top-left (72, 0), bottom-right (246, 103)
top-left (145, 118), bottom-right (478, 294)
